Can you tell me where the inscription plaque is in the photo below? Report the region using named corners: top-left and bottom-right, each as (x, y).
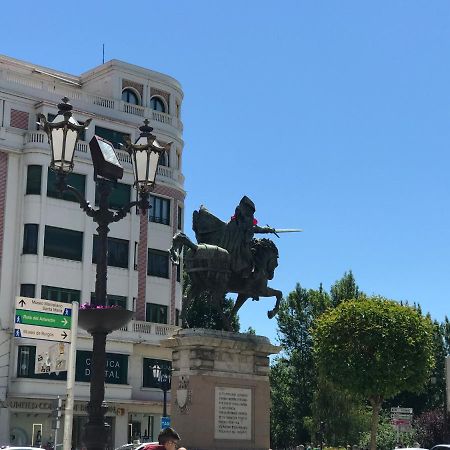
top-left (214, 387), bottom-right (252, 440)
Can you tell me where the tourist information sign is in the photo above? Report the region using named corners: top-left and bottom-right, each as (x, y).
top-left (391, 407), bottom-right (413, 432)
top-left (14, 296), bottom-right (72, 343)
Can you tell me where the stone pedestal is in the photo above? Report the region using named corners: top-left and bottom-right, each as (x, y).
top-left (161, 329), bottom-right (280, 450)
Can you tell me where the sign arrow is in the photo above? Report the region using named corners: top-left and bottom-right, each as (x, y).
top-left (14, 310), bottom-right (71, 329)
top-left (14, 324), bottom-right (71, 343)
top-left (15, 296), bottom-right (72, 316)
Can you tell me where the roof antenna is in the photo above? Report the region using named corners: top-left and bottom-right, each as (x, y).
top-left (102, 44), bottom-right (105, 64)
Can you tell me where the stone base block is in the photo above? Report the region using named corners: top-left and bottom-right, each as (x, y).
top-left (161, 329), bottom-right (280, 450)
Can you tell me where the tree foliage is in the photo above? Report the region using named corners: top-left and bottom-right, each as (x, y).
top-left (359, 414), bottom-right (417, 450)
top-left (270, 358), bottom-right (298, 448)
top-left (415, 408), bottom-right (447, 448)
top-left (271, 284), bottom-right (330, 447)
top-left (310, 377), bottom-right (370, 446)
top-left (330, 270), bottom-right (360, 307)
top-left (313, 297), bottom-right (435, 450)
top-left (271, 273), bottom-right (367, 448)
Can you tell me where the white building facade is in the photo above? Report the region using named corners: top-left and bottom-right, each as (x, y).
top-left (0, 55), bottom-right (185, 448)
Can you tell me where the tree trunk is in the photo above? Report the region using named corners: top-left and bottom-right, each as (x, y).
top-left (369, 397), bottom-right (382, 450)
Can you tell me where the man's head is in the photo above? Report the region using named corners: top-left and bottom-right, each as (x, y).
top-left (158, 428), bottom-right (180, 447)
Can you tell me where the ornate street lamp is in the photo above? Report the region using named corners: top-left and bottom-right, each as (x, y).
top-left (39, 97), bottom-right (91, 174)
top-left (124, 118), bottom-right (171, 198)
top-left (152, 363), bottom-right (172, 419)
top-left (40, 98), bottom-right (168, 450)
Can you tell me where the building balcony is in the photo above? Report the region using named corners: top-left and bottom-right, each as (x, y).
top-left (0, 69), bottom-right (183, 134)
top-left (78, 319), bottom-right (180, 344)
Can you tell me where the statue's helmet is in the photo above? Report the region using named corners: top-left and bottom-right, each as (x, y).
top-left (238, 196), bottom-right (255, 213)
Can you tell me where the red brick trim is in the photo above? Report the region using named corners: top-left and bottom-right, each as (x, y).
top-left (136, 211), bottom-right (148, 321)
top-left (137, 184), bottom-right (184, 323)
top-left (153, 184), bottom-right (185, 203)
top-left (10, 109), bottom-right (29, 130)
top-left (0, 153), bottom-right (8, 281)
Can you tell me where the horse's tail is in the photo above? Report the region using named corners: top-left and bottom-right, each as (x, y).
top-left (170, 232), bottom-right (197, 264)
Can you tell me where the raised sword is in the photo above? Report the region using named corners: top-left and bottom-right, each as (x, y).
top-left (265, 225), bottom-right (303, 238)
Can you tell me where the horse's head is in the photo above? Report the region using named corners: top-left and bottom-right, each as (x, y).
top-left (252, 238), bottom-right (279, 280)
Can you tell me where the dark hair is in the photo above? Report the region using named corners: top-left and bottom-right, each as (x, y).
top-left (158, 427), bottom-right (180, 444)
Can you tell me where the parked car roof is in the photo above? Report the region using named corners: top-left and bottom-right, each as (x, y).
top-left (1, 447), bottom-right (45, 450)
top-left (394, 448), bottom-right (428, 450)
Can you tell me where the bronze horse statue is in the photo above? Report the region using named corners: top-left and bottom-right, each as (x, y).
top-left (170, 232), bottom-right (282, 330)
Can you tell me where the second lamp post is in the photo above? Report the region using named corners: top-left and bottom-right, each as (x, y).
top-left (152, 363), bottom-right (172, 423)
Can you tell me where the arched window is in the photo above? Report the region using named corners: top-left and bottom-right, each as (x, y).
top-left (159, 151), bottom-right (169, 167)
top-left (122, 88), bottom-right (140, 105)
top-left (150, 96), bottom-right (166, 113)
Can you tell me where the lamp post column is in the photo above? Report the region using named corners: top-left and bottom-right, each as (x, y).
top-left (84, 181), bottom-right (113, 450)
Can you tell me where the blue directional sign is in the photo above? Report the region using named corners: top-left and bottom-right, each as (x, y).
top-left (161, 416), bottom-right (171, 429)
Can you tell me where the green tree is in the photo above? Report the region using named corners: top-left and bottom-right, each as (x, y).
top-left (272, 274), bottom-right (366, 447)
top-left (313, 297), bottom-right (435, 450)
top-left (311, 376), bottom-right (370, 446)
top-left (272, 284), bottom-right (330, 445)
top-left (385, 318), bottom-right (446, 414)
top-left (270, 358), bottom-right (297, 448)
top-left (330, 270), bottom-right (361, 307)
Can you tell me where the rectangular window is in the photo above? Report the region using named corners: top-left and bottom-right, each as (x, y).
top-left (95, 182), bottom-right (131, 211)
top-left (147, 249), bottom-right (169, 278)
top-left (41, 285), bottom-right (80, 303)
top-left (90, 293), bottom-right (127, 309)
top-left (18, 347), bottom-right (127, 383)
top-left (95, 126), bottom-right (130, 150)
top-left (47, 170), bottom-right (86, 203)
top-left (175, 309), bottom-right (180, 326)
top-left (23, 224), bottom-right (38, 254)
top-left (20, 284), bottom-right (36, 298)
top-left (26, 165), bottom-right (42, 195)
top-left (44, 226), bottom-right (83, 261)
top-left (142, 358), bottom-right (171, 388)
top-left (134, 242), bottom-right (138, 270)
top-left (177, 206), bottom-right (183, 230)
top-left (17, 346), bottom-right (66, 380)
top-left (93, 236), bottom-right (129, 269)
top-left (149, 195), bottom-right (170, 225)
top-left (146, 303), bottom-right (168, 324)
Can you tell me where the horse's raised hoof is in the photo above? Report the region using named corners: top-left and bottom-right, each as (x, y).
top-left (267, 310), bottom-right (275, 319)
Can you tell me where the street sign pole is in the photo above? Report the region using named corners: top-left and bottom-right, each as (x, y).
top-left (63, 301), bottom-right (79, 450)
top-left (53, 396), bottom-right (62, 449)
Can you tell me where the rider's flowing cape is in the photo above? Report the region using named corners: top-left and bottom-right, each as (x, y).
top-left (192, 205), bottom-right (227, 245)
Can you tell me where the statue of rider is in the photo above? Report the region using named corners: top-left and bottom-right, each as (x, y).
top-left (193, 196), bottom-right (275, 278)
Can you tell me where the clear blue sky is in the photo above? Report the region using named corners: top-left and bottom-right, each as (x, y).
top-left (2, 1), bottom-right (449, 344)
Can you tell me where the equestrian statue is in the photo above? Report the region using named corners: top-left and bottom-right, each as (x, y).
top-left (170, 195), bottom-right (301, 331)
